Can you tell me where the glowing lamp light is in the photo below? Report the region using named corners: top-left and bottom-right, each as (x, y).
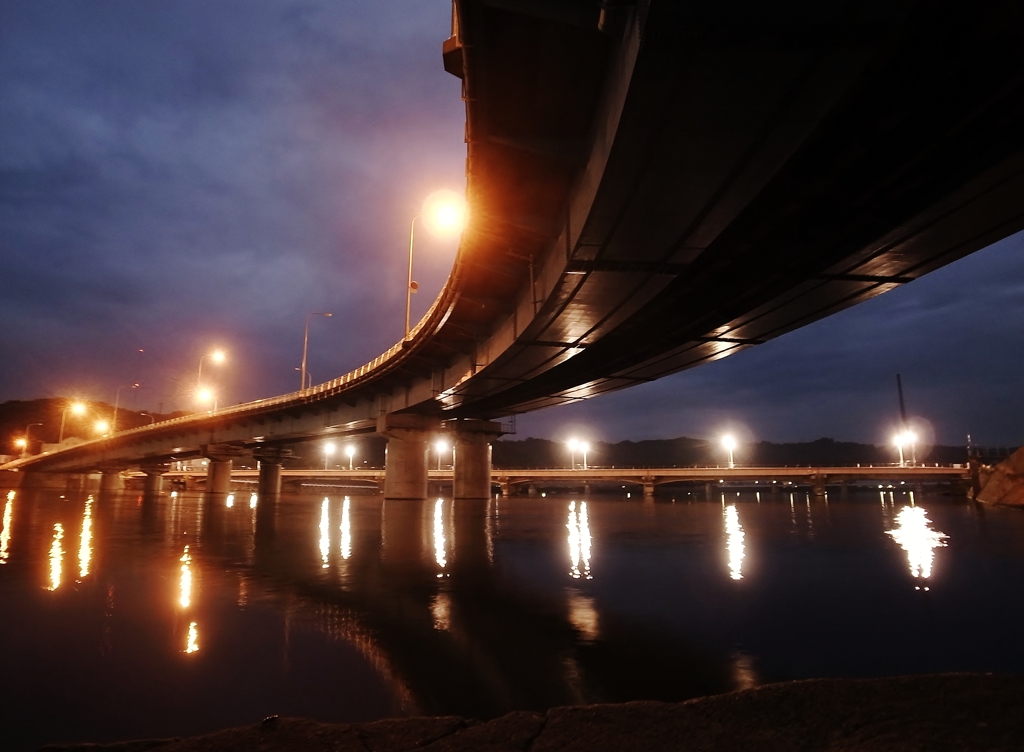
top-left (70, 402), bottom-right (87, 416)
top-left (345, 445), bottom-right (355, 458)
top-left (94, 420), bottom-right (110, 436)
top-left (210, 349), bottom-right (226, 364)
top-left (721, 434), bottom-right (737, 469)
top-left (422, 190), bottom-right (467, 236)
top-left (196, 387), bottom-right (215, 405)
top-left (14, 438), bottom-right (27, 450)
top-left (324, 442), bottom-right (336, 455)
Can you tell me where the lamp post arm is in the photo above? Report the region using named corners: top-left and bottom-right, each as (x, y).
top-left (405, 215), bottom-right (420, 339)
top-left (301, 314), bottom-right (311, 390)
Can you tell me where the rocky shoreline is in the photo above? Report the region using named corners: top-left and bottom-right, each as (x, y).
top-left (42, 673), bottom-right (1024, 751)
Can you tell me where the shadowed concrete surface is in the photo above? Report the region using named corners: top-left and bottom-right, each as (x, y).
top-left (41, 674), bottom-right (1024, 751)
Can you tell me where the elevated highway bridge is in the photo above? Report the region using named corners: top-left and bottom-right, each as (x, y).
top-left (5, 0), bottom-right (1023, 500)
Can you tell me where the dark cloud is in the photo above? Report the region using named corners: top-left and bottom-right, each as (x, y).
top-left (1, 1), bottom-right (1022, 445)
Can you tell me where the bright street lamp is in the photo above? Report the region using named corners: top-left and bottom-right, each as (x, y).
top-left (345, 444), bottom-right (355, 470)
top-left (195, 387), bottom-right (217, 412)
top-left (13, 437), bottom-right (28, 456)
top-left (323, 441), bottom-right (336, 470)
top-left (300, 312), bottom-right (332, 390)
top-left (405, 190), bottom-right (467, 338)
top-left (580, 441), bottom-right (590, 470)
top-left (94, 419), bottom-right (110, 437)
top-left (567, 438), bottom-right (579, 470)
top-left (59, 400), bottom-right (87, 444)
top-left (435, 439), bottom-right (449, 470)
top-left (721, 434), bottom-right (737, 469)
top-left (894, 430), bottom-right (917, 467)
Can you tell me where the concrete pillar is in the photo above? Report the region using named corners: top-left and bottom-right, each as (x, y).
top-left (812, 478), bottom-right (826, 498)
top-left (143, 473), bottom-right (163, 495)
top-left (527, 484), bottom-right (537, 497)
top-left (384, 434), bottom-right (430, 499)
top-left (453, 420), bottom-right (503, 500)
top-left (454, 438), bottom-right (491, 500)
top-left (258, 462), bottom-right (282, 496)
top-left (99, 471), bottom-right (124, 492)
top-left (379, 414), bottom-right (440, 500)
top-left (643, 482), bottom-right (655, 500)
top-left (500, 481), bottom-right (511, 498)
top-left (705, 482), bottom-right (713, 501)
top-left (207, 459), bottom-right (232, 495)
top-left (252, 446), bottom-right (294, 498)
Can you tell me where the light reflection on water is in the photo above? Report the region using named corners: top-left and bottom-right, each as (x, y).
top-left (340, 496), bottom-right (351, 560)
top-left (46, 523), bottom-right (64, 591)
top-left (567, 501), bottom-right (591, 580)
top-left (433, 498), bottom-right (447, 571)
top-left (724, 505), bottom-right (745, 580)
top-left (78, 495), bottom-right (93, 580)
top-left (0, 490), bottom-right (13, 564)
top-left (185, 621), bottom-right (199, 654)
top-left (319, 498), bottom-right (330, 569)
top-left (886, 505), bottom-right (948, 582)
top-left (179, 546), bottom-right (193, 608)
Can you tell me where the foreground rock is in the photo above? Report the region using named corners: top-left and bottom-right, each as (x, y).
top-left (42, 674), bottom-right (1024, 752)
top-left (977, 447), bottom-right (1024, 506)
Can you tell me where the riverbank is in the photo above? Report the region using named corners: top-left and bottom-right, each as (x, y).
top-left (42, 673), bottom-right (1024, 751)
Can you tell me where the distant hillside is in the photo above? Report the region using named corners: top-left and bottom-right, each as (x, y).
top-left (0, 398), bottom-right (186, 456)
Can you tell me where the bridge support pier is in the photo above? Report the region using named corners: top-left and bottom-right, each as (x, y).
top-left (527, 484), bottom-right (537, 497)
top-left (253, 446), bottom-right (293, 497)
top-left (99, 470), bottom-right (124, 493)
top-left (500, 481), bottom-right (511, 498)
top-left (141, 464), bottom-right (169, 496)
top-left (453, 420), bottom-right (503, 500)
top-left (258, 462), bottom-right (283, 496)
top-left (202, 444), bottom-right (250, 496)
top-left (380, 414), bottom-right (439, 500)
top-left (643, 482), bottom-right (655, 500)
top-left (206, 460), bottom-right (232, 495)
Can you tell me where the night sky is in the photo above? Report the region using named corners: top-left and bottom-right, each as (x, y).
top-left (2, 1), bottom-right (1023, 448)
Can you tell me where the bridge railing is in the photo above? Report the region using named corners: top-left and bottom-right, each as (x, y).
top-left (3, 271), bottom-right (459, 469)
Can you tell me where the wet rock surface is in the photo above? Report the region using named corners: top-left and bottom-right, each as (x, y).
top-left (41, 674), bottom-right (1024, 751)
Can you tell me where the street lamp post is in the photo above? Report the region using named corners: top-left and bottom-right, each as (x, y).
top-left (435, 439), bottom-right (449, 470)
top-left (197, 349), bottom-right (226, 389)
top-left (323, 441), bottom-right (336, 471)
top-left (301, 313), bottom-right (332, 390)
top-left (721, 435), bottom-right (737, 469)
top-left (140, 412), bottom-right (156, 425)
top-left (112, 384), bottom-right (139, 434)
top-left (59, 401), bottom-right (87, 444)
top-left (581, 442), bottom-right (590, 470)
top-left (405, 190), bottom-right (467, 338)
top-left (567, 439), bottom-right (579, 470)
top-left (345, 444), bottom-right (355, 470)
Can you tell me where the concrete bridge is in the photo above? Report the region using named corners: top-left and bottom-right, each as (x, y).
top-left (122, 464), bottom-right (968, 499)
top-left (4, 0), bottom-right (1023, 500)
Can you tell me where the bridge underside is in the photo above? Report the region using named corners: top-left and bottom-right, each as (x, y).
top-left (8, 0), bottom-right (1024, 493)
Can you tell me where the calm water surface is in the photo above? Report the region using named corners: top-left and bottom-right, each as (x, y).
top-left (1, 486), bottom-right (1023, 750)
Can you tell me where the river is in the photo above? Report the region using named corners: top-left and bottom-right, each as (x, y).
top-left (1, 486), bottom-right (1022, 749)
